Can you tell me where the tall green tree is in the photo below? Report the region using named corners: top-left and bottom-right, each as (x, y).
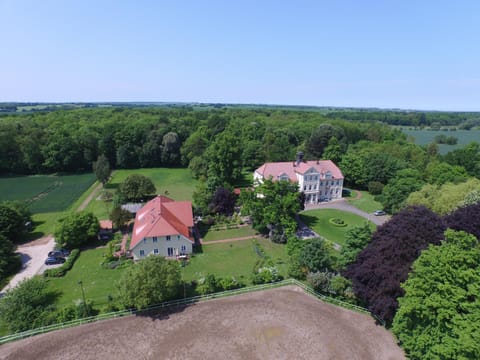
top-left (340, 223), bottom-right (373, 266)
top-left (380, 168), bottom-right (424, 213)
top-left (306, 123), bottom-right (345, 159)
top-left (116, 256), bottom-right (182, 309)
top-left (118, 174), bottom-right (156, 202)
top-left (161, 131), bottom-right (181, 166)
top-left (205, 130), bottom-right (243, 185)
top-left (0, 277), bottom-right (56, 332)
top-left (393, 230), bottom-right (480, 360)
top-left (0, 204), bottom-right (25, 243)
top-left (55, 211), bottom-right (99, 249)
top-left (299, 237), bottom-right (336, 273)
top-left (0, 234), bottom-right (21, 282)
top-left (241, 178), bottom-right (302, 237)
top-left (93, 154), bottom-right (111, 186)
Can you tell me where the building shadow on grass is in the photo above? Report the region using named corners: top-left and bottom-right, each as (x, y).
top-left (298, 213), bottom-right (319, 229)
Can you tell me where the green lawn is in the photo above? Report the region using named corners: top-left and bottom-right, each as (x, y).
top-left (300, 209), bottom-right (375, 247)
top-left (0, 173), bottom-right (97, 240)
top-left (347, 190), bottom-right (383, 213)
top-left (201, 226), bottom-right (258, 242)
top-left (0, 173), bottom-right (95, 214)
top-left (184, 238), bottom-right (288, 283)
top-left (46, 247), bottom-right (130, 308)
top-left (106, 168), bottom-right (197, 201)
top-left (86, 168), bottom-right (198, 220)
top-left (46, 238), bottom-right (288, 310)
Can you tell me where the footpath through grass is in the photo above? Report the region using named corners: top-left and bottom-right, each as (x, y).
top-left (300, 209), bottom-right (375, 247)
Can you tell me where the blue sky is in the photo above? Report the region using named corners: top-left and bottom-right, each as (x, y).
top-left (1, 0), bottom-right (479, 110)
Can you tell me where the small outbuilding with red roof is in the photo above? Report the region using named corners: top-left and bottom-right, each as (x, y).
top-left (130, 195), bottom-right (195, 260)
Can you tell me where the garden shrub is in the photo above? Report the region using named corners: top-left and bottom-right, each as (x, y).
top-left (43, 249), bottom-right (80, 277)
top-left (368, 181), bottom-right (384, 195)
top-left (252, 267), bottom-right (283, 284)
top-left (329, 218), bottom-right (347, 227)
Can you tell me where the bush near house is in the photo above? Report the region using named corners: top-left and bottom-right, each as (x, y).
top-left (43, 249), bottom-right (80, 277)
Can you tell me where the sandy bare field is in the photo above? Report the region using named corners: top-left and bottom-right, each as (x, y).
top-left (0, 286), bottom-right (404, 360)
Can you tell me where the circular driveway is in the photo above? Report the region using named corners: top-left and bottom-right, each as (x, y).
top-left (304, 199), bottom-right (389, 226)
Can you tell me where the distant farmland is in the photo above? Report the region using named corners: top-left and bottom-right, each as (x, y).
top-left (402, 129), bottom-right (480, 154)
top-left (0, 173), bottom-right (95, 213)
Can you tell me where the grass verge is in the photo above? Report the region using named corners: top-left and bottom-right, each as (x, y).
top-left (300, 209), bottom-right (375, 247)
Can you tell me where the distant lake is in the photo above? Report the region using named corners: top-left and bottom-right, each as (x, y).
top-left (401, 129), bottom-right (480, 155)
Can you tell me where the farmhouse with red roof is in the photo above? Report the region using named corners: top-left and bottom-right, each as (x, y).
top-left (130, 195), bottom-right (195, 260)
top-left (253, 153), bottom-right (344, 204)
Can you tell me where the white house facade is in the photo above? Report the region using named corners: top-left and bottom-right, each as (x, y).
top-left (253, 154), bottom-right (344, 204)
top-left (130, 196), bottom-right (195, 260)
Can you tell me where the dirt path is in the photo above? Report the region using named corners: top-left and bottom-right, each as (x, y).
top-left (77, 181), bottom-right (103, 212)
top-left (0, 286), bottom-right (405, 360)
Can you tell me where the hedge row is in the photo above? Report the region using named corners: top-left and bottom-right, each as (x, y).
top-left (43, 249), bottom-right (80, 277)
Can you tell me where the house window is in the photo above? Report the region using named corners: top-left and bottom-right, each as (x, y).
top-left (303, 185), bottom-right (306, 191)
top-left (167, 247), bottom-right (174, 257)
top-left (139, 250), bottom-right (145, 257)
top-left (308, 185), bottom-right (312, 190)
top-left (181, 245), bottom-right (186, 254)
top-left (153, 237), bottom-right (158, 243)
top-left (143, 238), bottom-right (147, 244)
top-left (154, 248), bottom-right (159, 254)
top-left (166, 235), bottom-right (171, 241)
top-left (314, 184), bottom-right (317, 190)
top-left (177, 235), bottom-right (180, 240)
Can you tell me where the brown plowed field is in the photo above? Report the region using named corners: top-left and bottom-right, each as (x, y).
top-left (0, 286), bottom-right (404, 360)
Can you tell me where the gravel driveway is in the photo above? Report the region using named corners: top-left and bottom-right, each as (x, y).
top-left (304, 198), bottom-right (390, 226)
top-left (1, 236), bottom-right (56, 294)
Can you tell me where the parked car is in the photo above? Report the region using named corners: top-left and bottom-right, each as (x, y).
top-left (48, 250), bottom-right (65, 258)
top-left (57, 248), bottom-right (70, 257)
top-left (98, 233), bottom-right (112, 241)
top-left (45, 257), bottom-right (66, 265)
top-left (373, 210), bottom-right (387, 216)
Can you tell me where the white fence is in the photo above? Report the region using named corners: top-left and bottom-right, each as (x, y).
top-left (0, 279), bottom-right (382, 345)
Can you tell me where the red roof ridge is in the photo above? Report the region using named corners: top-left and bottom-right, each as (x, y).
top-left (130, 196), bottom-right (194, 250)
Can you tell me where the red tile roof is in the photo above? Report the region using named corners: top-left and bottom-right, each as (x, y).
top-left (99, 220), bottom-right (113, 230)
top-left (255, 160), bottom-right (344, 181)
top-left (130, 196), bottom-right (194, 250)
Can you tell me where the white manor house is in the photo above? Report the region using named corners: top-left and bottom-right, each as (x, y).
top-left (253, 152), bottom-right (344, 204)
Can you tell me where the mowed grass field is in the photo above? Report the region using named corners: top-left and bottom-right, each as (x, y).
top-left (402, 129), bottom-right (480, 154)
top-left (46, 238), bottom-right (288, 308)
top-left (0, 173), bottom-right (96, 213)
top-left (86, 168), bottom-right (198, 220)
top-left (0, 174), bottom-right (97, 238)
top-left (300, 209), bottom-right (375, 247)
